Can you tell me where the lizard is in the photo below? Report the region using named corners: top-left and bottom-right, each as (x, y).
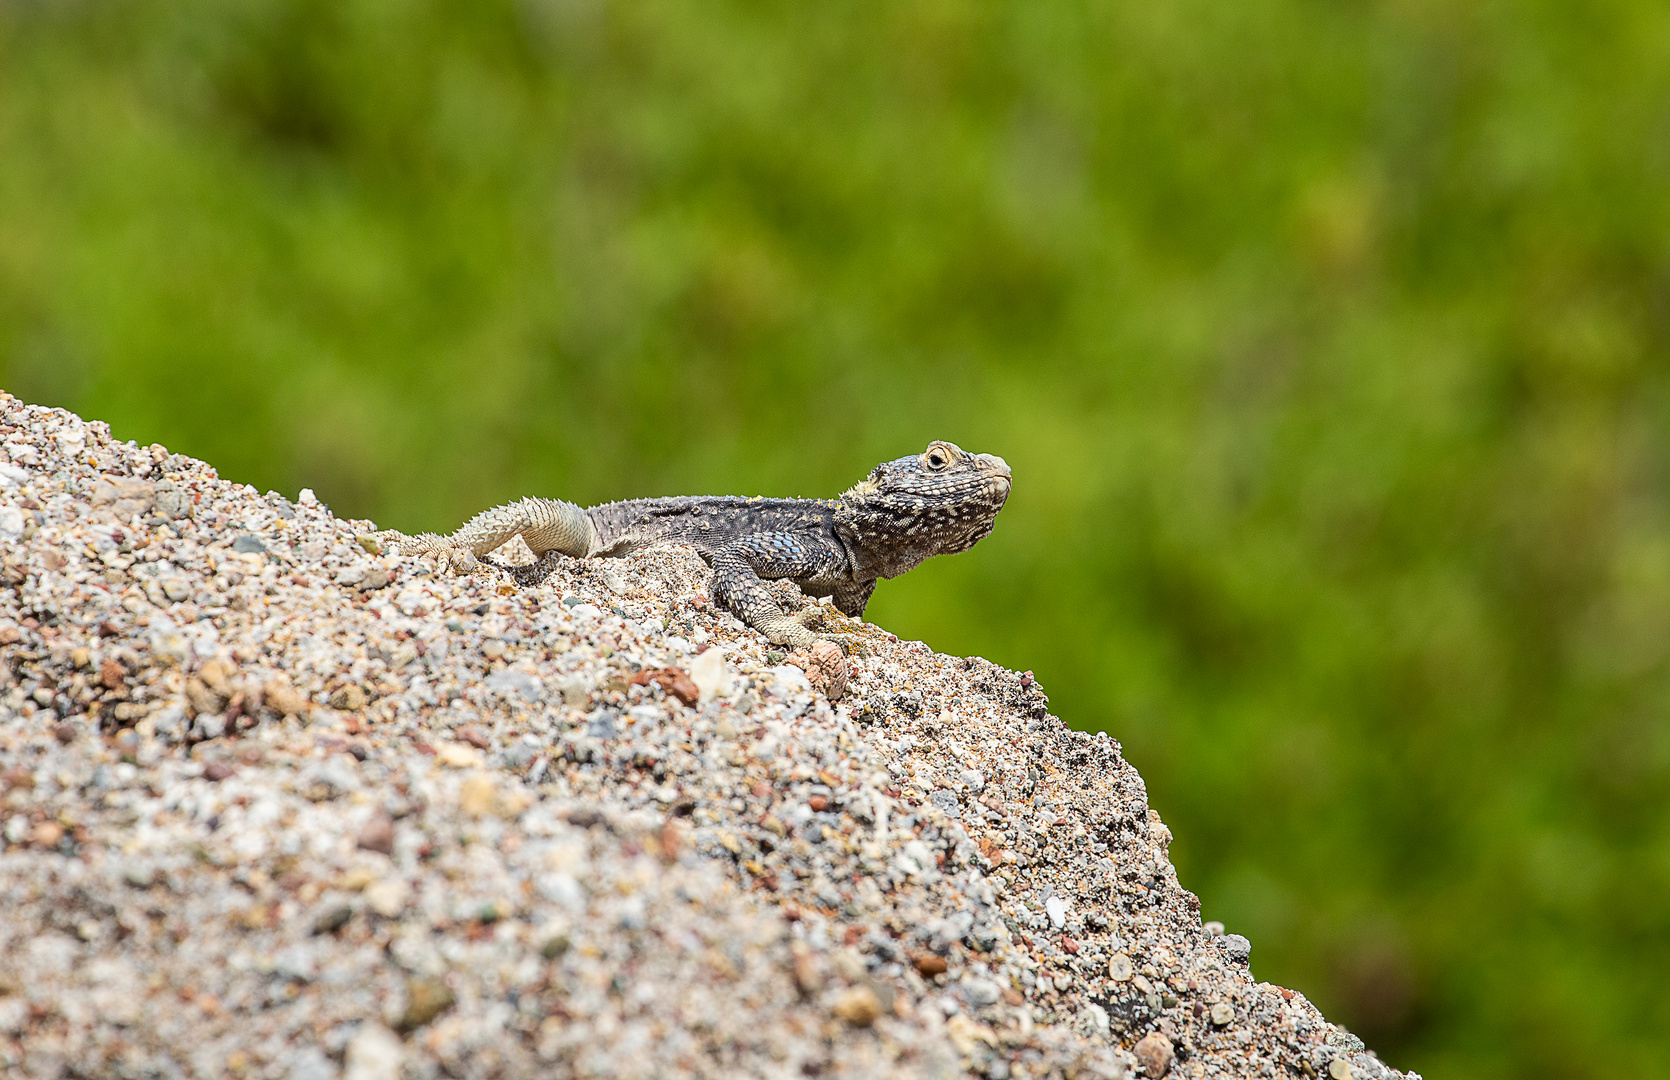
top-left (387, 441), bottom-right (1011, 650)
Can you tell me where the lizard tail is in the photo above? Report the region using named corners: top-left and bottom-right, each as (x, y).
top-left (398, 498), bottom-right (598, 561)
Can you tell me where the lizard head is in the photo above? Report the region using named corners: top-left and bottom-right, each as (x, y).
top-left (835, 440), bottom-right (1012, 579)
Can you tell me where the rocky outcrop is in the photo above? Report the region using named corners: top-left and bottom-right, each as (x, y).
top-left (0, 391), bottom-right (1411, 1080)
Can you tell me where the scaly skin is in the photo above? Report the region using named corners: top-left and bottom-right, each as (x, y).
top-left (391, 441), bottom-right (1012, 649)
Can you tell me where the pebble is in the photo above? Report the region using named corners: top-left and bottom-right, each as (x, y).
top-left (344, 1025), bottom-right (403, 1080)
top-left (1134, 1032), bottom-right (1175, 1077)
top-left (1222, 933), bottom-right (1253, 963)
top-left (366, 879), bottom-right (410, 918)
top-left (0, 395), bottom-right (1415, 1080)
top-left (399, 976), bottom-right (456, 1031)
top-left (357, 812), bottom-right (395, 854)
top-left (1210, 1002), bottom-right (1235, 1026)
top-left (832, 985), bottom-right (883, 1027)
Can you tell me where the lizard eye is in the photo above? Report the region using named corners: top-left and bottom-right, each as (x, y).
top-left (924, 446), bottom-right (950, 470)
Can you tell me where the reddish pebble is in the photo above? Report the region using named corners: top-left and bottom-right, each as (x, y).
top-left (358, 812), bottom-right (396, 855)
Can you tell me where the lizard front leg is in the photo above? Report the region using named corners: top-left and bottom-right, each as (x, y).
top-left (709, 534), bottom-right (848, 648)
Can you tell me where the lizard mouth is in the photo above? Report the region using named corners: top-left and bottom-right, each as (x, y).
top-left (978, 453), bottom-right (1011, 483)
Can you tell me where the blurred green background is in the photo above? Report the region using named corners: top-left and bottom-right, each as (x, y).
top-left (5, 1), bottom-right (1670, 1075)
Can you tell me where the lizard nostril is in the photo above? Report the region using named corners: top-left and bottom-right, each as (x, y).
top-left (978, 454), bottom-right (1012, 480)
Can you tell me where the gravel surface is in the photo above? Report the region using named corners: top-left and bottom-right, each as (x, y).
top-left (0, 392), bottom-right (1416, 1080)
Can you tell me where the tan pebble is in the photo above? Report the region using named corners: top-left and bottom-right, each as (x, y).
top-left (358, 812), bottom-right (396, 855)
top-left (329, 685), bottom-right (366, 711)
top-left (264, 679), bottom-right (308, 718)
top-left (1210, 1001), bottom-right (1234, 1026)
top-left (338, 866), bottom-right (376, 891)
top-left (70, 647), bottom-right (91, 669)
top-left (33, 821), bottom-right (64, 848)
top-left (1107, 953), bottom-right (1133, 981)
top-left (831, 985), bottom-right (882, 1027)
top-left (398, 976), bottom-right (455, 1031)
top-left (198, 659), bottom-right (231, 696)
top-left (366, 879), bottom-right (410, 918)
top-left (1328, 1061), bottom-right (1353, 1080)
top-left (792, 950), bottom-right (824, 995)
top-left (659, 818), bottom-right (686, 861)
top-left (944, 1013), bottom-right (999, 1055)
top-left (689, 648), bottom-right (732, 703)
top-left (1134, 1032), bottom-right (1175, 1077)
top-left (100, 656), bottom-right (126, 690)
top-left (459, 773), bottom-right (497, 816)
top-left (185, 678), bottom-right (222, 716)
top-left (436, 743), bottom-right (484, 769)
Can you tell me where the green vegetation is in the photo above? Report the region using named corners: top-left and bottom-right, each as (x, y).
top-left (6, 1), bottom-right (1670, 1075)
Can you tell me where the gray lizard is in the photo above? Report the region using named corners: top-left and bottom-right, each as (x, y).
top-left (391, 441), bottom-right (1011, 649)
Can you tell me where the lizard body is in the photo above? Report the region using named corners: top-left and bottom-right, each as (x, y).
top-left (394, 441), bottom-right (1011, 648)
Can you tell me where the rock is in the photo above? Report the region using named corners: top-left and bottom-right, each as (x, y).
top-left (912, 953), bottom-right (949, 977)
top-left (1221, 933), bottom-right (1252, 963)
top-left (312, 904), bottom-right (353, 935)
top-left (1133, 1032), bottom-right (1175, 1077)
top-left (792, 950), bottom-right (824, 995)
top-left (1045, 895), bottom-right (1069, 930)
top-left (153, 482), bottom-right (193, 520)
top-left (931, 789), bottom-right (961, 817)
top-left (832, 985), bottom-right (882, 1027)
top-left (784, 639), bottom-right (847, 699)
top-left (329, 685), bottom-right (366, 711)
top-left (485, 669), bottom-right (542, 705)
top-left (231, 535), bottom-right (266, 554)
top-left (459, 773), bottom-right (497, 816)
top-left (435, 743), bottom-right (484, 769)
top-left (689, 647), bottom-right (733, 703)
top-left (358, 813), bottom-right (396, 855)
top-left (264, 678), bottom-right (309, 718)
top-left (962, 977), bottom-right (1002, 1008)
top-left (1210, 1002), bottom-right (1234, 1026)
top-left (1328, 1061), bottom-right (1354, 1080)
top-left (398, 976), bottom-right (455, 1031)
top-left (366, 880), bottom-right (410, 918)
top-left (559, 676), bottom-right (590, 708)
top-left (287, 1046), bottom-right (337, 1080)
top-left (343, 1025), bottom-right (402, 1080)
top-left (630, 666), bottom-right (700, 707)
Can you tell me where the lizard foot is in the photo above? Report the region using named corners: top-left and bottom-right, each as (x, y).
top-left (790, 605), bottom-right (867, 658)
top-left (784, 639), bottom-right (848, 701)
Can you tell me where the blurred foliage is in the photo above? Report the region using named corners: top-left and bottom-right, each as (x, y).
top-left (5, 0), bottom-right (1670, 1075)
